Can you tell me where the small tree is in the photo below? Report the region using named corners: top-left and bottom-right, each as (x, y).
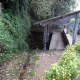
top-left (30, 0), bottom-right (76, 21)
top-left (53, 0), bottom-right (76, 16)
top-left (30, 0), bottom-right (53, 20)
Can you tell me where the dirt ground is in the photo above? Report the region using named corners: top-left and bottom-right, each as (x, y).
top-left (24, 50), bottom-right (64, 80)
top-left (0, 52), bottom-right (28, 80)
top-left (0, 50), bottom-right (63, 80)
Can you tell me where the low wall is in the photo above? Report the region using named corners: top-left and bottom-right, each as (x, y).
top-left (62, 29), bottom-right (72, 46)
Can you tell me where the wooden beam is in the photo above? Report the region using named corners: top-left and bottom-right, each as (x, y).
top-left (63, 29), bottom-right (72, 45)
top-left (47, 25), bottom-right (50, 41)
top-left (35, 10), bottom-right (80, 26)
top-left (41, 14), bottom-right (76, 26)
top-left (43, 25), bottom-right (51, 50)
top-left (70, 27), bottom-right (74, 33)
top-left (43, 26), bottom-right (47, 50)
top-left (72, 14), bottom-right (79, 44)
top-left (64, 23), bottom-right (74, 27)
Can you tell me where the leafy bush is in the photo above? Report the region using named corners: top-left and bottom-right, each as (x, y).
top-left (46, 44), bottom-right (80, 80)
top-left (53, 0), bottom-right (76, 16)
top-left (75, 43), bottom-right (80, 53)
top-left (30, 0), bottom-right (76, 21)
top-left (30, 0), bottom-right (53, 20)
top-left (0, 11), bottom-right (31, 62)
top-left (0, 0), bottom-right (31, 62)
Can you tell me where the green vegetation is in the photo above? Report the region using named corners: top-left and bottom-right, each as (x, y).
top-left (30, 71), bottom-right (36, 76)
top-left (46, 43), bottom-right (80, 80)
top-left (30, 0), bottom-right (76, 21)
top-left (33, 55), bottom-right (40, 61)
top-left (0, 1), bottom-right (80, 79)
top-left (30, 0), bottom-right (53, 20)
top-left (33, 55), bottom-right (40, 65)
top-left (53, 0), bottom-right (76, 16)
top-left (0, 0), bottom-right (76, 62)
top-left (0, 0), bottom-right (31, 62)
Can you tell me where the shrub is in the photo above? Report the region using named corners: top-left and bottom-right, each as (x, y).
top-left (75, 43), bottom-right (80, 53)
top-left (0, 11), bottom-right (31, 62)
top-left (30, 0), bottom-right (53, 20)
top-left (46, 44), bottom-right (80, 80)
top-left (0, 0), bottom-right (31, 62)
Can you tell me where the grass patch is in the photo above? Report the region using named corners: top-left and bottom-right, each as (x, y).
top-left (33, 55), bottom-right (40, 65)
top-left (33, 55), bottom-right (40, 61)
top-left (30, 71), bottom-right (36, 76)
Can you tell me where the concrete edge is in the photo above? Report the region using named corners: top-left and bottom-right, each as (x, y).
top-left (62, 28), bottom-right (72, 45)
